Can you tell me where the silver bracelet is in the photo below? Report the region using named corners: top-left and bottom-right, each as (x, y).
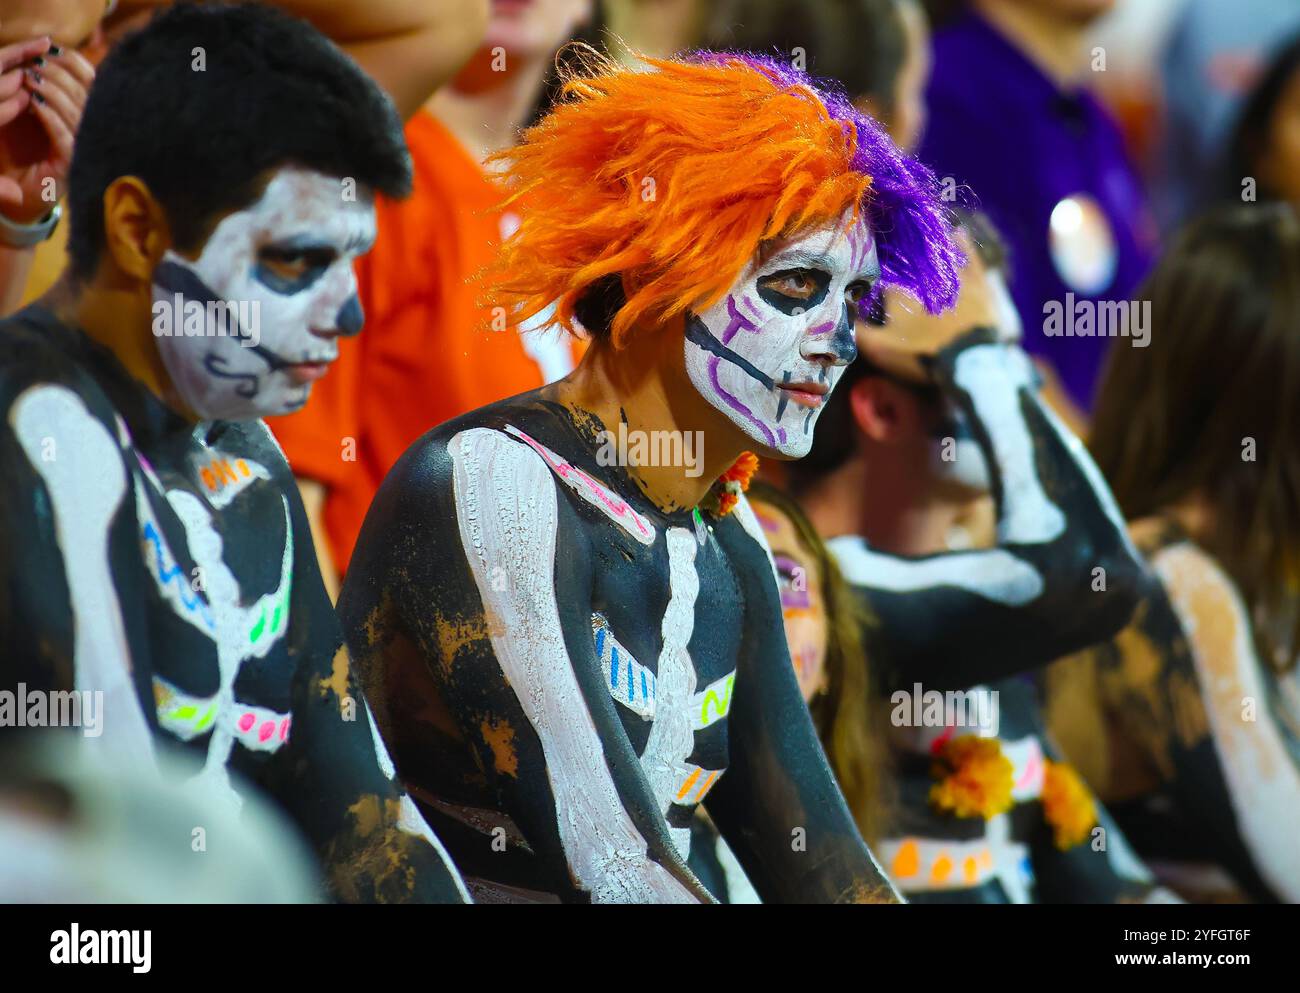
top-left (0, 202), bottom-right (62, 249)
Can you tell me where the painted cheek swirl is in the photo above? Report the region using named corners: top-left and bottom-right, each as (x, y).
top-left (154, 258), bottom-right (293, 375)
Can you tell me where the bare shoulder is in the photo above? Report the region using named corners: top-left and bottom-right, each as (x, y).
top-left (1149, 540), bottom-right (1241, 611)
top-left (1147, 540), bottom-right (1256, 693)
top-left (1128, 515), bottom-right (1176, 553)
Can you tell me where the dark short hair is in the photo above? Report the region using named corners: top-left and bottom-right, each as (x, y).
top-left (67, 2), bottom-right (411, 280)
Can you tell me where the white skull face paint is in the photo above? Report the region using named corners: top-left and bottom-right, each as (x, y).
top-left (928, 398), bottom-right (992, 492)
top-left (926, 267), bottom-right (1021, 493)
top-left (683, 211), bottom-right (879, 457)
top-left (150, 167), bottom-right (377, 421)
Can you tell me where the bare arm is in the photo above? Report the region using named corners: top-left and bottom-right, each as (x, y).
top-left (1047, 535), bottom-right (1296, 904)
top-left (0, 39), bottom-right (92, 314)
top-left (1151, 542), bottom-right (1300, 902)
top-left (117, 0), bottom-right (489, 119)
top-left (834, 330), bottom-right (1146, 692)
top-left (0, 245), bottom-right (35, 315)
top-left (253, 425), bottom-right (470, 903)
top-left (296, 477), bottom-right (339, 601)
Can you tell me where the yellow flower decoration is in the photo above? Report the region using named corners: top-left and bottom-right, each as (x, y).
top-left (928, 735), bottom-right (1014, 820)
top-left (1041, 759), bottom-right (1097, 849)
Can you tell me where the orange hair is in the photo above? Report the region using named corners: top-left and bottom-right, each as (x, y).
top-left (483, 51), bottom-right (872, 347)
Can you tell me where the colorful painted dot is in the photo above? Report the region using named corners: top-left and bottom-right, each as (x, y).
top-left (892, 840), bottom-right (920, 879)
top-left (195, 702), bottom-right (218, 732)
top-left (279, 717), bottom-right (290, 741)
top-left (931, 854), bottom-right (954, 883)
top-left (258, 721), bottom-right (275, 742)
top-left (238, 712), bottom-right (255, 732)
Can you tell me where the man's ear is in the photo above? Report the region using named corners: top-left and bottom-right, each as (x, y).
top-left (101, 176), bottom-right (172, 283)
top-left (849, 376), bottom-right (919, 443)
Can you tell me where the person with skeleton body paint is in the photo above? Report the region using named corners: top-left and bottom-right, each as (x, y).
top-left (783, 214), bottom-right (1164, 902)
top-left (340, 51), bottom-right (962, 903)
top-left (0, 5), bottom-right (467, 903)
top-left (1044, 204), bottom-right (1300, 904)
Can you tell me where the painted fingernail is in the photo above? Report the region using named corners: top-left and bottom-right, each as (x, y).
top-left (48, 45), bottom-right (63, 56)
top-left (31, 56), bottom-right (45, 67)
top-left (26, 69), bottom-right (41, 84)
top-left (31, 91), bottom-right (44, 104)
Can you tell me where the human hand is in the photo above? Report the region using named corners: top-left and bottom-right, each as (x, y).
top-left (0, 37), bottom-right (95, 224)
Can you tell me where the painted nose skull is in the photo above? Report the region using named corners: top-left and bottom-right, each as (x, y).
top-left (336, 294), bottom-right (364, 337)
top-left (801, 300), bottom-right (857, 366)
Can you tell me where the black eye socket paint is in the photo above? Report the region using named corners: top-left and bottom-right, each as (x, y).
top-left (254, 238), bottom-right (340, 296)
top-left (684, 313), bottom-right (775, 389)
top-left (253, 259), bottom-right (331, 296)
top-left (758, 268), bottom-right (831, 314)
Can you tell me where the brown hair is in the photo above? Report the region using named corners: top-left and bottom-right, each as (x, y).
top-left (747, 481), bottom-right (893, 842)
top-left (703, 0), bottom-right (908, 121)
top-left (1090, 203), bottom-right (1300, 671)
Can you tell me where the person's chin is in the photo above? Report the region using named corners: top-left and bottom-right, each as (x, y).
top-left (754, 437), bottom-right (813, 462)
top-left (263, 385), bottom-right (312, 418)
top-left (286, 385), bottom-right (313, 411)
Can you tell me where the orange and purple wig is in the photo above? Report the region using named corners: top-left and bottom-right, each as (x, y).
top-left (485, 51), bottom-right (961, 346)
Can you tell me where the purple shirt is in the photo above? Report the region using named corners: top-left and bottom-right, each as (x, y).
top-left (918, 12), bottom-right (1156, 410)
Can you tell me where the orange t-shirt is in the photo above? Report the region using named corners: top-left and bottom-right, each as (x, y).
top-left (267, 111), bottom-right (573, 576)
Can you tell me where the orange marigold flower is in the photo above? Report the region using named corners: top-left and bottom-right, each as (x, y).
top-left (701, 452), bottom-right (758, 518)
top-left (1041, 759), bottom-right (1097, 849)
top-left (929, 735), bottom-right (1014, 820)
top-left (721, 451), bottom-right (759, 488)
